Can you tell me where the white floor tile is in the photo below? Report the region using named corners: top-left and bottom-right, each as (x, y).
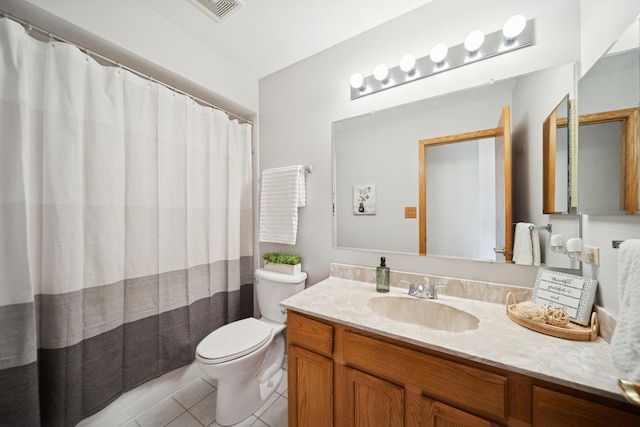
top-left (253, 393), bottom-right (279, 418)
top-left (258, 396), bottom-right (288, 427)
top-left (210, 414), bottom-right (259, 427)
top-left (165, 411), bottom-right (204, 427)
top-left (173, 378), bottom-right (216, 409)
top-left (201, 375), bottom-right (218, 388)
top-left (136, 398), bottom-right (185, 427)
top-left (249, 419), bottom-right (269, 427)
top-left (189, 390), bottom-right (217, 426)
top-left (119, 419), bottom-right (140, 427)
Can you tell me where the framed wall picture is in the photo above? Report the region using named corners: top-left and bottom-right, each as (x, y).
top-left (353, 184), bottom-right (376, 215)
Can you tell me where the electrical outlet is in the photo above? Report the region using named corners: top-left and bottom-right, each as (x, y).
top-left (584, 245), bottom-right (600, 266)
top-left (404, 206), bottom-right (417, 218)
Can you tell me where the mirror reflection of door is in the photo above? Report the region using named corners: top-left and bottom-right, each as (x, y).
top-left (576, 108), bottom-right (639, 214)
top-left (419, 106), bottom-right (512, 262)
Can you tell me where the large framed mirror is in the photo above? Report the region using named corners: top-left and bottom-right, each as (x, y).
top-left (577, 19), bottom-right (640, 215)
top-left (333, 63), bottom-right (580, 268)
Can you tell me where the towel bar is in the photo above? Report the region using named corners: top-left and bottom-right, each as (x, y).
top-left (529, 224), bottom-right (552, 233)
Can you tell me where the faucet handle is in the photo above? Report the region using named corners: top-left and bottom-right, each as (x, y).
top-left (401, 280), bottom-right (416, 296)
top-left (432, 284), bottom-right (447, 300)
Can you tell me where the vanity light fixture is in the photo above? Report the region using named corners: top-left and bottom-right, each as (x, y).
top-left (373, 64), bottom-right (389, 83)
top-left (350, 73), bottom-right (365, 91)
top-left (350, 14), bottom-right (534, 100)
top-left (464, 30), bottom-right (485, 57)
top-left (503, 14), bottom-right (527, 44)
top-left (430, 43), bottom-right (448, 67)
top-left (400, 54), bottom-right (417, 74)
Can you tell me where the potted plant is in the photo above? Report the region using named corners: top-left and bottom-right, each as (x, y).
top-left (262, 252), bottom-right (302, 275)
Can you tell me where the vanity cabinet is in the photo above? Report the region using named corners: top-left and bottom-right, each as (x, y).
top-left (342, 366), bottom-right (404, 426)
top-left (287, 311), bottom-right (640, 427)
top-left (287, 310), bottom-right (334, 427)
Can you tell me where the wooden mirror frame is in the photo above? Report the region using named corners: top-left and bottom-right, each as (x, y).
top-left (557, 107), bottom-right (639, 214)
top-left (542, 97), bottom-right (573, 214)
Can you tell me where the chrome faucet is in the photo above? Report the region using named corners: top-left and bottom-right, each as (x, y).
top-left (403, 279), bottom-right (446, 299)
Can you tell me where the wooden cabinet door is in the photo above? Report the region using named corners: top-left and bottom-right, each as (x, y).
top-left (421, 396), bottom-right (502, 427)
top-left (288, 345), bottom-right (333, 427)
top-left (533, 386), bottom-right (640, 427)
top-left (342, 366), bottom-right (404, 427)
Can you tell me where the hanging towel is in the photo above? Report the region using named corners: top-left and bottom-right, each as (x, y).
top-left (512, 222), bottom-right (541, 266)
top-left (259, 165), bottom-right (307, 245)
top-left (611, 239), bottom-right (640, 382)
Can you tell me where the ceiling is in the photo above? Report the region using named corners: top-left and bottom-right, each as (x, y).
top-left (137, 0), bottom-right (435, 80)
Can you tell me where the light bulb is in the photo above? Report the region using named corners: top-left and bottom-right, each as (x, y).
top-left (400, 54), bottom-right (416, 73)
top-left (430, 43), bottom-right (448, 64)
top-left (503, 14), bottom-right (526, 43)
top-left (373, 64), bottom-right (389, 82)
top-left (464, 30), bottom-right (485, 53)
top-left (350, 73), bottom-right (364, 90)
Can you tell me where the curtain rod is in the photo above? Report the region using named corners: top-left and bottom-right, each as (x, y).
top-left (0, 11), bottom-right (253, 125)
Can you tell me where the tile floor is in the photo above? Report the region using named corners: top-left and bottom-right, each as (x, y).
top-left (121, 370), bottom-right (288, 427)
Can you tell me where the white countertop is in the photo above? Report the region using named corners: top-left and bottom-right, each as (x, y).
top-left (281, 276), bottom-right (626, 402)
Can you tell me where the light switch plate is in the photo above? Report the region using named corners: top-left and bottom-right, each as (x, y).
top-left (584, 245), bottom-right (600, 266)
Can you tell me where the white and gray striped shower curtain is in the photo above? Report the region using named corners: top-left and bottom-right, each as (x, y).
top-left (0, 18), bottom-right (254, 426)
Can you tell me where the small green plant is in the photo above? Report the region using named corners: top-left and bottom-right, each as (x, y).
top-left (262, 252), bottom-right (301, 265)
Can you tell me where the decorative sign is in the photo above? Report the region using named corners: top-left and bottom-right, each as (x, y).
top-left (531, 270), bottom-right (598, 326)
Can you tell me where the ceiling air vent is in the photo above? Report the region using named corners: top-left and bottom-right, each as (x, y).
top-left (190, 0), bottom-right (245, 23)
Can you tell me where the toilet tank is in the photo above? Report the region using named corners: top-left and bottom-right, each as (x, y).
top-left (255, 268), bottom-right (307, 323)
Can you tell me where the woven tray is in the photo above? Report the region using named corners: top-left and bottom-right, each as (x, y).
top-left (505, 292), bottom-right (598, 341)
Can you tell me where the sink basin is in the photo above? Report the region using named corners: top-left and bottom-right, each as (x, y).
top-left (368, 296), bottom-right (479, 332)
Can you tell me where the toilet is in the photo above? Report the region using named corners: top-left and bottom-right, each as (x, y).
top-left (195, 268), bottom-right (307, 426)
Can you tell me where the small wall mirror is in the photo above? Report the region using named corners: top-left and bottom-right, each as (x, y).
top-left (543, 95), bottom-right (572, 214)
top-left (577, 20), bottom-right (640, 215)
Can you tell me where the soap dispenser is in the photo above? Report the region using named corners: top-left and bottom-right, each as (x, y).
top-left (376, 257), bottom-right (390, 293)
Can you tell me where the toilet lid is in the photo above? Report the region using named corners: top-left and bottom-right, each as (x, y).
top-left (196, 318), bottom-right (273, 364)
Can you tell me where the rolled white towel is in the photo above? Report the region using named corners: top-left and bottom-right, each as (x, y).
top-left (610, 239), bottom-right (640, 382)
top-left (513, 223), bottom-right (540, 266)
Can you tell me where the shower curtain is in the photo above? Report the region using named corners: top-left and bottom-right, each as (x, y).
top-left (0, 18), bottom-right (254, 426)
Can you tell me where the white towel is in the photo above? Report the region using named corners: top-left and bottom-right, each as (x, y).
top-left (258, 165), bottom-right (306, 245)
top-left (611, 239), bottom-right (640, 382)
top-left (512, 222), bottom-right (540, 266)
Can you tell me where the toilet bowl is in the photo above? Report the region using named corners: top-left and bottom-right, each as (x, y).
top-left (195, 268), bottom-right (306, 426)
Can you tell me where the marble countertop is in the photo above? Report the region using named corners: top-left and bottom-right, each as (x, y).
top-left (281, 276), bottom-right (626, 402)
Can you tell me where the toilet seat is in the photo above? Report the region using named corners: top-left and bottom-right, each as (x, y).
top-left (196, 318), bottom-right (273, 364)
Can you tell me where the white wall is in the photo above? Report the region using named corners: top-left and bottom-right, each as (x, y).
top-left (259, 0), bottom-right (636, 315)
top-left (1, 0), bottom-right (258, 116)
top-left (259, 0), bottom-right (582, 288)
top-left (580, 0), bottom-right (640, 76)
